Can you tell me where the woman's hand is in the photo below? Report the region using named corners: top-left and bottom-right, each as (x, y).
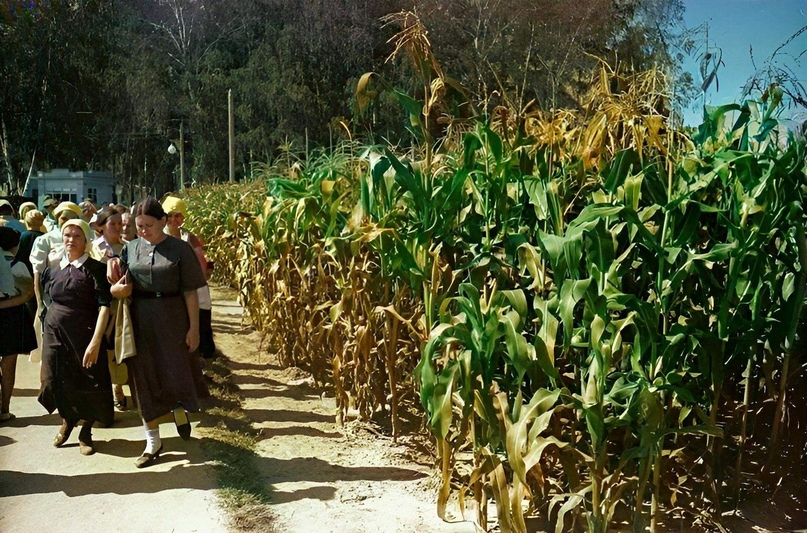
top-left (185, 326), bottom-right (200, 353)
top-left (83, 341), bottom-right (101, 368)
top-left (183, 289), bottom-right (200, 353)
top-left (110, 275), bottom-right (132, 299)
top-left (107, 257), bottom-right (123, 284)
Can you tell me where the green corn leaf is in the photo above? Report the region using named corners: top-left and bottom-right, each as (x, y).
top-left (538, 231), bottom-right (568, 281)
top-left (506, 389), bottom-right (561, 484)
top-left (585, 405), bottom-right (606, 449)
top-left (603, 149), bottom-right (640, 194)
top-left (462, 132), bottom-right (482, 170)
top-left (559, 278), bottom-right (592, 349)
top-left (430, 362), bottom-right (459, 438)
top-left (535, 298), bottom-right (560, 373)
top-left (482, 124), bottom-right (503, 164)
top-left (501, 289), bottom-right (528, 321)
top-left (503, 312), bottom-right (534, 379)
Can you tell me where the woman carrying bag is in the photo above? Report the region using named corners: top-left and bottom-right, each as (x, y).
top-left (107, 197), bottom-right (208, 468)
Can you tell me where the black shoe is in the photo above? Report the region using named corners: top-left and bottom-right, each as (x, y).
top-left (173, 406), bottom-right (191, 441)
top-left (135, 445), bottom-right (163, 468)
top-left (114, 396), bottom-right (127, 411)
top-left (78, 422), bottom-right (95, 455)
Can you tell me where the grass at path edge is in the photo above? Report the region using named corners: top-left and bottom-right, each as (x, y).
top-left (197, 355), bottom-right (276, 532)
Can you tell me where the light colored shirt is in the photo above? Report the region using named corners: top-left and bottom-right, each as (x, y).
top-left (29, 227), bottom-right (64, 274)
top-left (92, 236), bottom-right (123, 262)
top-left (0, 253), bottom-right (16, 297)
top-left (43, 215), bottom-right (57, 233)
top-left (2, 250), bottom-right (32, 296)
top-left (59, 252), bottom-right (89, 270)
top-left (169, 227), bottom-right (211, 310)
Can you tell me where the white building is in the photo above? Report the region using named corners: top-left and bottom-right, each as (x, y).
top-left (24, 168), bottom-right (115, 206)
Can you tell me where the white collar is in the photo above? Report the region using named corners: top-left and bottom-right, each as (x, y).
top-left (59, 252), bottom-right (89, 269)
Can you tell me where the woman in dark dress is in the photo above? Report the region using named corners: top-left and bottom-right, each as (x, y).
top-left (38, 219), bottom-right (113, 456)
top-left (0, 227), bottom-right (37, 423)
top-left (108, 197), bottom-right (208, 468)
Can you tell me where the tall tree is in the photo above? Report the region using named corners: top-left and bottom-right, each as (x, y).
top-left (410, 0), bottom-right (688, 114)
top-left (0, 0), bottom-right (119, 193)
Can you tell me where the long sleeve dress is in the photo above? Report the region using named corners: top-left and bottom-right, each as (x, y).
top-left (38, 255), bottom-right (114, 426)
top-left (121, 235), bottom-right (208, 422)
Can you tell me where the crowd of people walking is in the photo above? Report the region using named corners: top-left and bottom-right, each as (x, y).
top-left (0, 194), bottom-right (216, 467)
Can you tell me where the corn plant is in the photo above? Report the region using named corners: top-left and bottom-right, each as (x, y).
top-left (183, 50), bottom-right (807, 532)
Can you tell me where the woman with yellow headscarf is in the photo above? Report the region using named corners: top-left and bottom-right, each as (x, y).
top-left (162, 196), bottom-right (216, 358)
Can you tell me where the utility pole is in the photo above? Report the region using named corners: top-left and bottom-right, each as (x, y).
top-left (179, 120), bottom-right (185, 191)
top-left (228, 89), bottom-right (235, 183)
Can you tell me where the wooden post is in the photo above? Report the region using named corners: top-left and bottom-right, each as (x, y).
top-left (228, 89), bottom-right (235, 183)
top-left (179, 120), bottom-right (185, 191)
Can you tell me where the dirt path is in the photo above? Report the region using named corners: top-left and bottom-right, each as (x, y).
top-left (0, 285), bottom-right (477, 533)
top-left (0, 332), bottom-right (226, 531)
top-left (211, 285), bottom-right (477, 533)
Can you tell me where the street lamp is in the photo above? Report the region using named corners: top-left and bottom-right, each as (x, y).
top-left (167, 120), bottom-right (185, 191)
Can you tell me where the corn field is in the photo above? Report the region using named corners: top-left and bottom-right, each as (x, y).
top-left (183, 22), bottom-right (807, 532)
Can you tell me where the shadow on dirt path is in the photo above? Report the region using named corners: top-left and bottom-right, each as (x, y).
top-left (0, 328), bottom-right (226, 533)
top-left (209, 284), bottom-right (477, 533)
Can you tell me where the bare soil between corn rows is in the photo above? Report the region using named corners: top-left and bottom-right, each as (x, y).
top-left (2, 284), bottom-right (805, 532)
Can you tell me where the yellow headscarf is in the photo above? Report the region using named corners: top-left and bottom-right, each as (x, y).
top-left (161, 196), bottom-right (188, 218)
top-left (53, 201), bottom-right (82, 218)
top-left (18, 202), bottom-right (37, 219)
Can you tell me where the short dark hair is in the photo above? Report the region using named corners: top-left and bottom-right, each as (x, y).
top-left (133, 197), bottom-right (166, 220)
top-left (95, 206), bottom-right (120, 227)
top-left (0, 226), bottom-right (21, 251)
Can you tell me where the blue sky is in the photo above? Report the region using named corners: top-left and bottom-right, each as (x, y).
top-left (681, 0), bottom-right (807, 126)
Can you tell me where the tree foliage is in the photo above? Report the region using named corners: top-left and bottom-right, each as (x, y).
top-left (1, 0), bottom-right (700, 198)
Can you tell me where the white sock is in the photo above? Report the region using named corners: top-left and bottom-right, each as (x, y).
top-left (144, 427), bottom-right (161, 455)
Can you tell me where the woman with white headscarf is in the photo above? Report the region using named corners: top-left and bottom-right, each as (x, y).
top-left (38, 219), bottom-right (113, 456)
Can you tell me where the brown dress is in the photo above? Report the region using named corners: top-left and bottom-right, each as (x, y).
top-left (38, 257), bottom-right (114, 426)
top-left (121, 236), bottom-right (208, 422)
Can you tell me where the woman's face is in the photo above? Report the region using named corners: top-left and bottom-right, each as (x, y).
top-left (121, 213), bottom-right (136, 240)
top-left (101, 213), bottom-right (123, 241)
top-left (62, 225), bottom-right (87, 257)
top-left (136, 214), bottom-right (167, 244)
top-left (57, 211), bottom-right (79, 228)
top-left (166, 211), bottom-right (184, 230)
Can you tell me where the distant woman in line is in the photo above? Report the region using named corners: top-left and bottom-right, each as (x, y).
top-left (108, 197), bottom-right (208, 468)
top-left (162, 196), bottom-right (216, 358)
top-left (92, 206), bottom-right (129, 411)
top-left (16, 209), bottom-right (46, 276)
top-left (0, 227), bottom-right (37, 423)
top-left (39, 219), bottom-right (113, 455)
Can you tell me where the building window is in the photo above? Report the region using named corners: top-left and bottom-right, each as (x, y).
top-left (86, 188), bottom-right (98, 203)
top-left (52, 193), bottom-right (77, 203)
